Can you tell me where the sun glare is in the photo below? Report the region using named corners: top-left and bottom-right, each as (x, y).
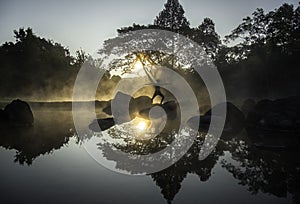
top-left (134, 118), bottom-right (150, 133)
top-left (137, 121), bottom-right (147, 131)
top-left (133, 60), bottom-right (143, 72)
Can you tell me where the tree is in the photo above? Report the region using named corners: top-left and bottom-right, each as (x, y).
top-left (0, 28), bottom-right (74, 98)
top-left (218, 3), bottom-right (300, 98)
top-left (100, 0), bottom-right (223, 74)
top-left (224, 3), bottom-right (300, 59)
top-left (0, 28), bottom-right (121, 100)
top-left (224, 8), bottom-right (269, 61)
top-left (191, 18), bottom-right (221, 59)
top-left (154, 0), bottom-right (190, 32)
top-left (73, 49), bottom-right (88, 67)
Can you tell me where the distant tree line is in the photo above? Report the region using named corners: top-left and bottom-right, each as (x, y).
top-left (0, 28), bottom-right (120, 101)
top-left (221, 2), bottom-right (300, 98)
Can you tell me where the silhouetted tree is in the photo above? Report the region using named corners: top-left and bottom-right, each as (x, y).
top-left (104, 1), bottom-right (224, 79)
top-left (218, 3), bottom-right (300, 98)
top-left (191, 18), bottom-right (221, 59)
top-left (0, 28), bottom-right (75, 99)
top-left (224, 3), bottom-right (300, 60)
top-left (73, 49), bottom-right (88, 67)
top-left (0, 28), bottom-right (121, 100)
top-left (154, 0), bottom-right (190, 33)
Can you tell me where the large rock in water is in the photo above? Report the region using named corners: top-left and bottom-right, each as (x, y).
top-left (138, 101), bottom-right (180, 133)
top-left (139, 101), bottom-right (178, 120)
top-left (0, 109), bottom-right (7, 124)
top-left (102, 92), bottom-right (153, 123)
top-left (1, 99), bottom-right (34, 127)
top-left (246, 96), bottom-right (300, 131)
top-left (241, 98), bottom-right (256, 116)
top-left (187, 102), bottom-right (245, 134)
top-left (102, 92), bottom-right (133, 123)
top-left (89, 118), bottom-right (115, 132)
top-left (129, 96), bottom-right (152, 118)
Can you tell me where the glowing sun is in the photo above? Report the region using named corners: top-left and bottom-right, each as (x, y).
top-left (133, 60), bottom-right (143, 72)
top-left (136, 121), bottom-right (147, 131)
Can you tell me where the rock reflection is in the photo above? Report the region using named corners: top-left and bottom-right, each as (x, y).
top-left (0, 108), bottom-right (75, 165)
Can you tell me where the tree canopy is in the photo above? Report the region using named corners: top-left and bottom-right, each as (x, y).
top-left (219, 3), bottom-right (300, 98)
top-left (0, 28), bottom-right (120, 100)
top-left (100, 1), bottom-right (300, 99)
top-left (102, 0), bottom-right (220, 74)
top-left (154, 0), bottom-right (190, 32)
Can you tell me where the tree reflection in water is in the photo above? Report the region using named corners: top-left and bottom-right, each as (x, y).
top-left (94, 119), bottom-right (223, 203)
top-left (221, 130), bottom-right (300, 204)
top-left (95, 120), bottom-right (300, 204)
top-left (0, 108), bottom-right (299, 204)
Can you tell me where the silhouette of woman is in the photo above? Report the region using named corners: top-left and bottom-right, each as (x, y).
top-left (151, 85), bottom-right (164, 104)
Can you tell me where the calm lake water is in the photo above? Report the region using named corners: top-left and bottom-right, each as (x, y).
top-left (0, 104), bottom-right (298, 204)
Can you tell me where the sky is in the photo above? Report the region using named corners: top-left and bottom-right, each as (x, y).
top-left (0, 0), bottom-right (298, 55)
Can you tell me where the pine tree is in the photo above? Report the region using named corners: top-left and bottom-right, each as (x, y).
top-left (154, 0), bottom-right (190, 32)
top-left (193, 18), bottom-right (221, 58)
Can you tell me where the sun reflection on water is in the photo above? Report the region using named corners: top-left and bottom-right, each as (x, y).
top-left (136, 121), bottom-right (148, 132)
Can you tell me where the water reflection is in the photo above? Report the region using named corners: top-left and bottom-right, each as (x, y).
top-left (150, 134), bottom-right (223, 203)
top-left (94, 119), bottom-right (224, 203)
top-left (92, 114), bottom-right (300, 203)
top-left (221, 130), bottom-right (300, 203)
top-left (0, 106), bottom-right (299, 203)
top-left (0, 107), bottom-right (75, 165)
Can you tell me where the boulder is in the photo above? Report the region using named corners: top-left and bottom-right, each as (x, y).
top-left (139, 101), bottom-right (178, 121)
top-left (241, 98), bottom-right (256, 116)
top-left (129, 95), bottom-right (152, 118)
top-left (187, 102), bottom-right (245, 134)
top-left (2, 99), bottom-right (34, 127)
top-left (246, 96), bottom-right (300, 131)
top-left (89, 118), bottom-right (115, 132)
top-left (102, 92), bottom-right (153, 123)
top-left (106, 92), bottom-right (133, 124)
top-left (102, 102), bottom-right (112, 115)
top-left (0, 109), bottom-right (7, 123)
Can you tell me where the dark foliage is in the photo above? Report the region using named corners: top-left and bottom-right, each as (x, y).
top-left (0, 28), bottom-right (121, 100)
top-left (219, 3), bottom-right (300, 98)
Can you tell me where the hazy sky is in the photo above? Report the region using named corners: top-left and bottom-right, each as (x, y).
top-left (0, 0), bottom-right (298, 55)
